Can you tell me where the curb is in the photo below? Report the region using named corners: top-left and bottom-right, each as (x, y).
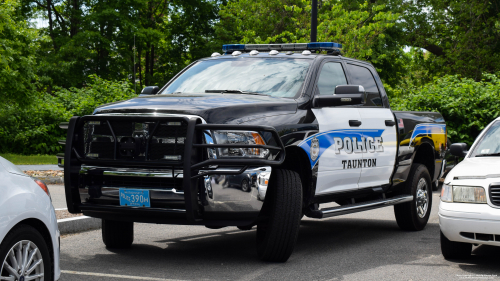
top-left (57, 216), bottom-right (101, 235)
top-left (39, 176), bottom-right (64, 184)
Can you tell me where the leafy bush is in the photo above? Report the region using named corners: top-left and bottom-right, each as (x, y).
top-left (390, 73), bottom-right (500, 145)
top-left (0, 75), bottom-right (135, 155)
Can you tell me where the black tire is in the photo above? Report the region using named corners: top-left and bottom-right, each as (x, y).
top-left (0, 225), bottom-right (53, 281)
top-left (440, 231), bottom-right (471, 259)
top-left (256, 169), bottom-right (302, 262)
top-left (241, 179), bottom-right (250, 192)
top-left (102, 220), bottom-right (134, 248)
top-left (394, 163), bottom-right (432, 231)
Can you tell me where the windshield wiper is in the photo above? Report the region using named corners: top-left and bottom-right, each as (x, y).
top-left (205, 89), bottom-right (266, 96)
top-left (475, 152), bottom-right (500, 157)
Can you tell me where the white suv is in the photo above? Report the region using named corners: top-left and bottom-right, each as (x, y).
top-left (439, 117), bottom-right (500, 259)
top-left (0, 157), bottom-right (61, 280)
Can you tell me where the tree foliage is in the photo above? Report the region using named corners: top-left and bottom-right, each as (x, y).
top-left (401, 0), bottom-right (500, 81)
top-left (390, 73), bottom-right (500, 145)
top-left (0, 0), bottom-right (43, 105)
top-left (217, 0), bottom-right (406, 86)
top-left (0, 75), bottom-right (135, 154)
top-left (21, 0), bottom-right (222, 90)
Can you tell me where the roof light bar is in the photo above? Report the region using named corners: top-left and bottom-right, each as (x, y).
top-left (221, 42), bottom-right (342, 53)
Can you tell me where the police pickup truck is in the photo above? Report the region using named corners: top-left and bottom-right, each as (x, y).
top-left (59, 42), bottom-right (447, 262)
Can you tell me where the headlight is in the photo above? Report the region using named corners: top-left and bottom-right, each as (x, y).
top-left (441, 184), bottom-right (487, 203)
top-left (441, 183), bottom-right (453, 202)
top-left (258, 172), bottom-right (271, 186)
top-left (213, 130), bottom-right (269, 158)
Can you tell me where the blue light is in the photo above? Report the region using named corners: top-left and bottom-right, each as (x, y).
top-left (221, 42), bottom-right (342, 53)
top-left (307, 42), bottom-right (343, 50)
top-left (222, 44), bottom-right (245, 52)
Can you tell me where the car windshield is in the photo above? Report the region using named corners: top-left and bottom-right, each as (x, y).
top-left (471, 121), bottom-right (500, 157)
top-left (162, 58), bottom-right (311, 98)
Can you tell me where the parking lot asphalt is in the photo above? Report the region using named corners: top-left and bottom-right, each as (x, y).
top-left (48, 184), bottom-right (67, 209)
top-left (59, 190), bottom-right (500, 281)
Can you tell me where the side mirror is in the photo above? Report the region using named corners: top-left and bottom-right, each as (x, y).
top-left (450, 143), bottom-right (468, 157)
top-left (312, 85), bottom-right (365, 108)
top-left (140, 86), bottom-right (160, 96)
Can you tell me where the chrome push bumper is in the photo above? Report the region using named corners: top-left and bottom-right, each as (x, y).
top-left (79, 165), bottom-right (271, 214)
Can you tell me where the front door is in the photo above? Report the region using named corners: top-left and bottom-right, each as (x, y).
top-left (345, 63), bottom-right (397, 188)
top-left (299, 61), bottom-right (362, 195)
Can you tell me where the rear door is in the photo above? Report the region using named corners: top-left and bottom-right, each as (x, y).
top-left (345, 63), bottom-right (397, 188)
top-left (300, 60), bottom-right (362, 195)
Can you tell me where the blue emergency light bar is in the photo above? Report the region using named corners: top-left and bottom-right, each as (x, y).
top-left (222, 42), bottom-right (342, 53)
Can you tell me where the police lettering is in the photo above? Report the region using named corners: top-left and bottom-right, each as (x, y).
top-left (342, 159), bottom-right (377, 169)
top-left (334, 136), bottom-right (383, 154)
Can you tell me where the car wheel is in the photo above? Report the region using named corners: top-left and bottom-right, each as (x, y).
top-left (241, 179), bottom-right (250, 192)
top-left (440, 231), bottom-right (471, 259)
top-left (0, 224), bottom-right (53, 281)
top-left (102, 220), bottom-right (134, 248)
top-left (394, 163), bottom-right (432, 231)
top-left (256, 169), bottom-right (302, 262)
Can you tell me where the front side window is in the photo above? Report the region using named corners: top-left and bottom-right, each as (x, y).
top-left (346, 64), bottom-right (383, 106)
top-left (162, 58), bottom-right (311, 98)
top-left (316, 62), bottom-right (347, 95)
top-left (471, 121), bottom-right (500, 157)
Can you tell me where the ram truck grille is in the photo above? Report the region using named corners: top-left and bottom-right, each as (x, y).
top-left (79, 119), bottom-right (188, 162)
top-left (490, 185), bottom-right (500, 206)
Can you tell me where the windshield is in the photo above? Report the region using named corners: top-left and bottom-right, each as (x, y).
top-left (162, 58), bottom-right (311, 98)
top-left (471, 121), bottom-right (500, 157)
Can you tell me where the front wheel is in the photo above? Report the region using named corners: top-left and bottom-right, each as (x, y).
top-left (256, 169), bottom-right (302, 262)
top-left (102, 220), bottom-right (134, 248)
top-left (440, 231), bottom-right (471, 259)
top-left (0, 225), bottom-right (53, 281)
top-left (394, 163), bottom-right (432, 231)
top-left (241, 179), bottom-right (250, 192)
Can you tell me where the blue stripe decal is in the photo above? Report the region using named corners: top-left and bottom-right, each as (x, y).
top-left (298, 129), bottom-right (385, 169)
top-left (410, 124), bottom-right (446, 145)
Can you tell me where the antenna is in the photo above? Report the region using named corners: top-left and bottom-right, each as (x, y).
top-left (134, 34), bottom-right (136, 94)
top-left (311, 0), bottom-right (318, 42)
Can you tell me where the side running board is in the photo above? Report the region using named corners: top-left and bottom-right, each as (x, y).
top-left (306, 195), bottom-right (413, 219)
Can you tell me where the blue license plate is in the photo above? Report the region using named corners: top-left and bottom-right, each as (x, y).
top-left (119, 189), bottom-right (151, 207)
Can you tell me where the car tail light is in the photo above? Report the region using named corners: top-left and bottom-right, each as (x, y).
top-left (34, 179), bottom-right (51, 198)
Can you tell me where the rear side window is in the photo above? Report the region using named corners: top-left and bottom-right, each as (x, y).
top-left (317, 62), bottom-right (347, 95)
top-left (346, 64), bottom-right (382, 106)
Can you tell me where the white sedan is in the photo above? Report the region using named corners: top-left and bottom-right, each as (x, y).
top-left (0, 157), bottom-right (60, 280)
top-left (439, 117), bottom-right (500, 259)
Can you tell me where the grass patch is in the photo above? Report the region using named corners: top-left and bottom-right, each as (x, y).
top-left (0, 154), bottom-right (58, 165)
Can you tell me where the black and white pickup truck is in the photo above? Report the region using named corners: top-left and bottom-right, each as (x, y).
top-left (60, 42), bottom-right (447, 262)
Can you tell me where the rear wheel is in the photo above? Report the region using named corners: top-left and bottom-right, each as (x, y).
top-left (0, 225), bottom-right (53, 281)
top-left (256, 169), bottom-right (302, 262)
top-left (102, 220), bottom-right (134, 248)
top-left (394, 163), bottom-right (432, 231)
top-left (440, 231), bottom-right (471, 259)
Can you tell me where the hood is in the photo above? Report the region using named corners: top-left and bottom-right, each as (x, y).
top-left (0, 157), bottom-right (27, 177)
top-left (93, 93), bottom-right (297, 124)
top-left (446, 157), bottom-right (500, 181)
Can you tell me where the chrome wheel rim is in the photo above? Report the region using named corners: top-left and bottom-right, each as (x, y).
top-left (1, 240), bottom-right (44, 281)
top-left (416, 178), bottom-right (429, 218)
top-left (242, 181), bottom-right (249, 192)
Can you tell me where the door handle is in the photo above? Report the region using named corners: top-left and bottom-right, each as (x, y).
top-left (349, 120), bottom-right (362, 127)
top-left (385, 120), bottom-right (396, 127)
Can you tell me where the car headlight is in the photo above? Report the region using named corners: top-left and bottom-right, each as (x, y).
top-left (258, 172), bottom-right (271, 186)
top-left (213, 130), bottom-right (269, 158)
top-left (441, 183), bottom-right (453, 202)
top-left (441, 184), bottom-right (487, 203)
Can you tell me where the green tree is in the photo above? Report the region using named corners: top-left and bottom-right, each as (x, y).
top-left (0, 0), bottom-right (43, 105)
top-left (21, 0), bottom-right (222, 90)
top-left (400, 0), bottom-right (500, 81)
top-left (216, 0), bottom-right (406, 86)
